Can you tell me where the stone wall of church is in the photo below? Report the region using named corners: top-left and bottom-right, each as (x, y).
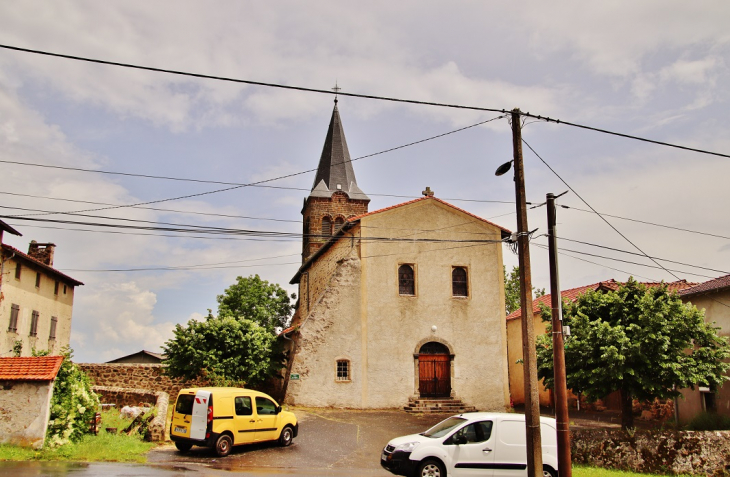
top-left (298, 227), bottom-right (361, 318)
top-left (286, 252), bottom-right (364, 407)
top-left (301, 193), bottom-right (368, 260)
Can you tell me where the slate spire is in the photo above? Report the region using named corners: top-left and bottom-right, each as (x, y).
top-left (309, 100), bottom-right (369, 201)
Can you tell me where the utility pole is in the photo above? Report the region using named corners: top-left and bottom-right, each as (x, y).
top-left (511, 108), bottom-right (543, 477)
top-left (547, 192), bottom-right (572, 477)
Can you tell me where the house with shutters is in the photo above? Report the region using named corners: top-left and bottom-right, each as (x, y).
top-left (0, 220), bottom-right (83, 357)
top-left (281, 100), bottom-right (512, 411)
top-left (676, 275), bottom-right (730, 423)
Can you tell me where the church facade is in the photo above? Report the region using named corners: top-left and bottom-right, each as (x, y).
top-left (283, 101), bottom-right (511, 410)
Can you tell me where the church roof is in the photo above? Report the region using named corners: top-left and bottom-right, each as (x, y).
top-left (309, 101), bottom-right (369, 201)
top-left (291, 195), bottom-right (511, 284)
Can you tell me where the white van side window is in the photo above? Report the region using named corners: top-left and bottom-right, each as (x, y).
top-left (235, 396), bottom-right (252, 416)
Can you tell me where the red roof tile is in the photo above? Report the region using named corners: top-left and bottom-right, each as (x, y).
top-left (506, 279), bottom-right (697, 321)
top-left (2, 244), bottom-right (83, 286)
top-left (680, 274), bottom-right (730, 297)
top-left (0, 356), bottom-right (64, 381)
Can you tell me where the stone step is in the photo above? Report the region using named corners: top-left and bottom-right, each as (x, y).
top-left (404, 397), bottom-right (477, 414)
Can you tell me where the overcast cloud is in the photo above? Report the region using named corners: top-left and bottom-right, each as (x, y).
top-left (1, 1), bottom-right (728, 362)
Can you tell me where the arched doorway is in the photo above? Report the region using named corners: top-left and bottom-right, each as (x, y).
top-left (417, 342), bottom-right (451, 397)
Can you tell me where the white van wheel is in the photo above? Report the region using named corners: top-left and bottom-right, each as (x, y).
top-left (543, 465), bottom-right (557, 477)
top-left (418, 459), bottom-right (445, 477)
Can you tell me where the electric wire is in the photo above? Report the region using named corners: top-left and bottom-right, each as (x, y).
top-left (522, 138), bottom-right (683, 281)
top-left (2, 43), bottom-right (729, 159)
top-left (4, 115), bottom-right (506, 218)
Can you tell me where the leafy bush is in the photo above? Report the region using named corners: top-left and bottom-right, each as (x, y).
top-left (45, 348), bottom-right (100, 447)
top-left (686, 410), bottom-right (730, 430)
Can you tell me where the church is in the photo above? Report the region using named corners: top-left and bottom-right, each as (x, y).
top-left (283, 100), bottom-right (512, 411)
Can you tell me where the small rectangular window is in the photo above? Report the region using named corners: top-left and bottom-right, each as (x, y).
top-left (49, 316), bottom-right (58, 340)
top-left (35, 272), bottom-right (41, 288)
top-left (398, 264), bottom-right (415, 296)
top-left (54, 281), bottom-right (60, 295)
top-left (235, 396), bottom-right (252, 416)
top-left (8, 304), bottom-right (19, 332)
top-left (336, 360), bottom-right (350, 381)
top-left (15, 264), bottom-right (21, 280)
top-left (30, 310), bottom-right (39, 336)
top-left (63, 285), bottom-right (68, 294)
top-left (452, 267), bottom-right (468, 297)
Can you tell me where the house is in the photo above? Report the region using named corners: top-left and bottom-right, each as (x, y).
top-left (676, 274), bottom-right (730, 423)
top-left (0, 355), bottom-right (64, 448)
top-left (1, 220), bottom-right (83, 357)
top-left (506, 279), bottom-right (695, 408)
top-left (281, 100), bottom-right (512, 411)
top-left (106, 350), bottom-right (165, 364)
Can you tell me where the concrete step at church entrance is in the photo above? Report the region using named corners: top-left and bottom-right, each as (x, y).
top-left (404, 397), bottom-right (477, 414)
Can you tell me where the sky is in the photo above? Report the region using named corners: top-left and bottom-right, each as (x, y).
top-left (1, 2), bottom-right (729, 363)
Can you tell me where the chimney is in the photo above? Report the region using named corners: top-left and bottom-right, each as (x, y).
top-left (27, 241), bottom-right (56, 266)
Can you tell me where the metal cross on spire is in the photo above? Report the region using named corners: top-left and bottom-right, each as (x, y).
top-left (332, 81), bottom-right (341, 103)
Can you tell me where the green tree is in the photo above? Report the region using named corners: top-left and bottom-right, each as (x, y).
top-left (42, 348), bottom-right (100, 447)
top-left (163, 313), bottom-right (283, 387)
top-left (536, 278), bottom-right (730, 430)
top-left (504, 266), bottom-right (546, 315)
top-left (217, 274), bottom-right (296, 331)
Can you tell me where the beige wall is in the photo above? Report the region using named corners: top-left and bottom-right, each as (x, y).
top-left (1, 257), bottom-right (75, 357)
top-left (0, 380), bottom-right (54, 448)
top-left (288, 199), bottom-right (510, 410)
top-left (506, 312), bottom-right (553, 407)
top-left (677, 289), bottom-right (730, 424)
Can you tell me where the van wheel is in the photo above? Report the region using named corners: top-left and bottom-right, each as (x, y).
top-left (278, 425), bottom-right (294, 447)
top-left (213, 434), bottom-right (232, 457)
top-left (543, 465), bottom-right (557, 477)
top-left (174, 441), bottom-right (192, 452)
top-left (417, 459), bottom-right (446, 477)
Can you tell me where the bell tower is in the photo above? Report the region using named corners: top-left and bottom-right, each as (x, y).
top-left (301, 99), bottom-right (369, 262)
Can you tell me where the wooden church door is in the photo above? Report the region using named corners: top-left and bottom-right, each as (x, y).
top-left (418, 342), bottom-right (451, 397)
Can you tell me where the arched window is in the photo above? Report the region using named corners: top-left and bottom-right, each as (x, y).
top-left (398, 264), bottom-right (415, 295)
top-left (321, 216), bottom-right (332, 236)
top-left (452, 267), bottom-right (468, 297)
top-left (334, 217), bottom-right (345, 231)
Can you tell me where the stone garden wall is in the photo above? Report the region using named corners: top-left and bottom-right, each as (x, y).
top-left (93, 385), bottom-right (168, 442)
top-left (78, 363), bottom-right (205, 399)
top-left (572, 428), bottom-right (730, 475)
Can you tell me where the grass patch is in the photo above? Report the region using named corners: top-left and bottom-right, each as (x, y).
top-left (686, 410), bottom-right (730, 430)
top-left (574, 465), bottom-right (688, 477)
top-left (0, 409), bottom-right (155, 463)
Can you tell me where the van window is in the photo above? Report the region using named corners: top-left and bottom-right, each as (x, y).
top-left (235, 396), bottom-right (253, 416)
top-left (175, 394), bottom-right (195, 415)
top-left (255, 397), bottom-right (277, 415)
top-left (422, 417), bottom-right (467, 438)
top-left (452, 421), bottom-right (493, 443)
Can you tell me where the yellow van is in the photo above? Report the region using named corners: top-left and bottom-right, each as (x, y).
top-left (170, 387), bottom-right (298, 456)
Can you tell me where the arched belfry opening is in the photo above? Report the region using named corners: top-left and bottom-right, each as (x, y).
top-left (301, 99), bottom-right (369, 262)
top-left (416, 341), bottom-right (452, 398)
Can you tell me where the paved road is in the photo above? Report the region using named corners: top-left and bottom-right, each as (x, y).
top-left (148, 408), bottom-right (446, 475)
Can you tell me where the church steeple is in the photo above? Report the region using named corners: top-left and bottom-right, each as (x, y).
top-left (301, 99), bottom-right (369, 262)
top-left (308, 100), bottom-right (369, 201)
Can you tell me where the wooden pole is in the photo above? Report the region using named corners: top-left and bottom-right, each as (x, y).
top-left (547, 192), bottom-right (572, 477)
top-left (511, 108), bottom-right (543, 477)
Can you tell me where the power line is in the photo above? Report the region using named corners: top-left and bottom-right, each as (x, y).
top-left (564, 205), bottom-right (730, 241)
top-left (556, 236), bottom-right (730, 275)
top-left (5, 115), bottom-right (506, 218)
top-left (2, 43), bottom-right (729, 159)
top-left (522, 138), bottom-right (682, 281)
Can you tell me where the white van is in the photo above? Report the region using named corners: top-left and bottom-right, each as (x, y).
top-left (381, 412), bottom-right (558, 477)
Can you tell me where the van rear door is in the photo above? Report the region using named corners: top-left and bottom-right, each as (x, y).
top-left (190, 390), bottom-right (211, 440)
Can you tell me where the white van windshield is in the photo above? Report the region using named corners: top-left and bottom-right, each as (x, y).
top-left (421, 417), bottom-right (467, 438)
